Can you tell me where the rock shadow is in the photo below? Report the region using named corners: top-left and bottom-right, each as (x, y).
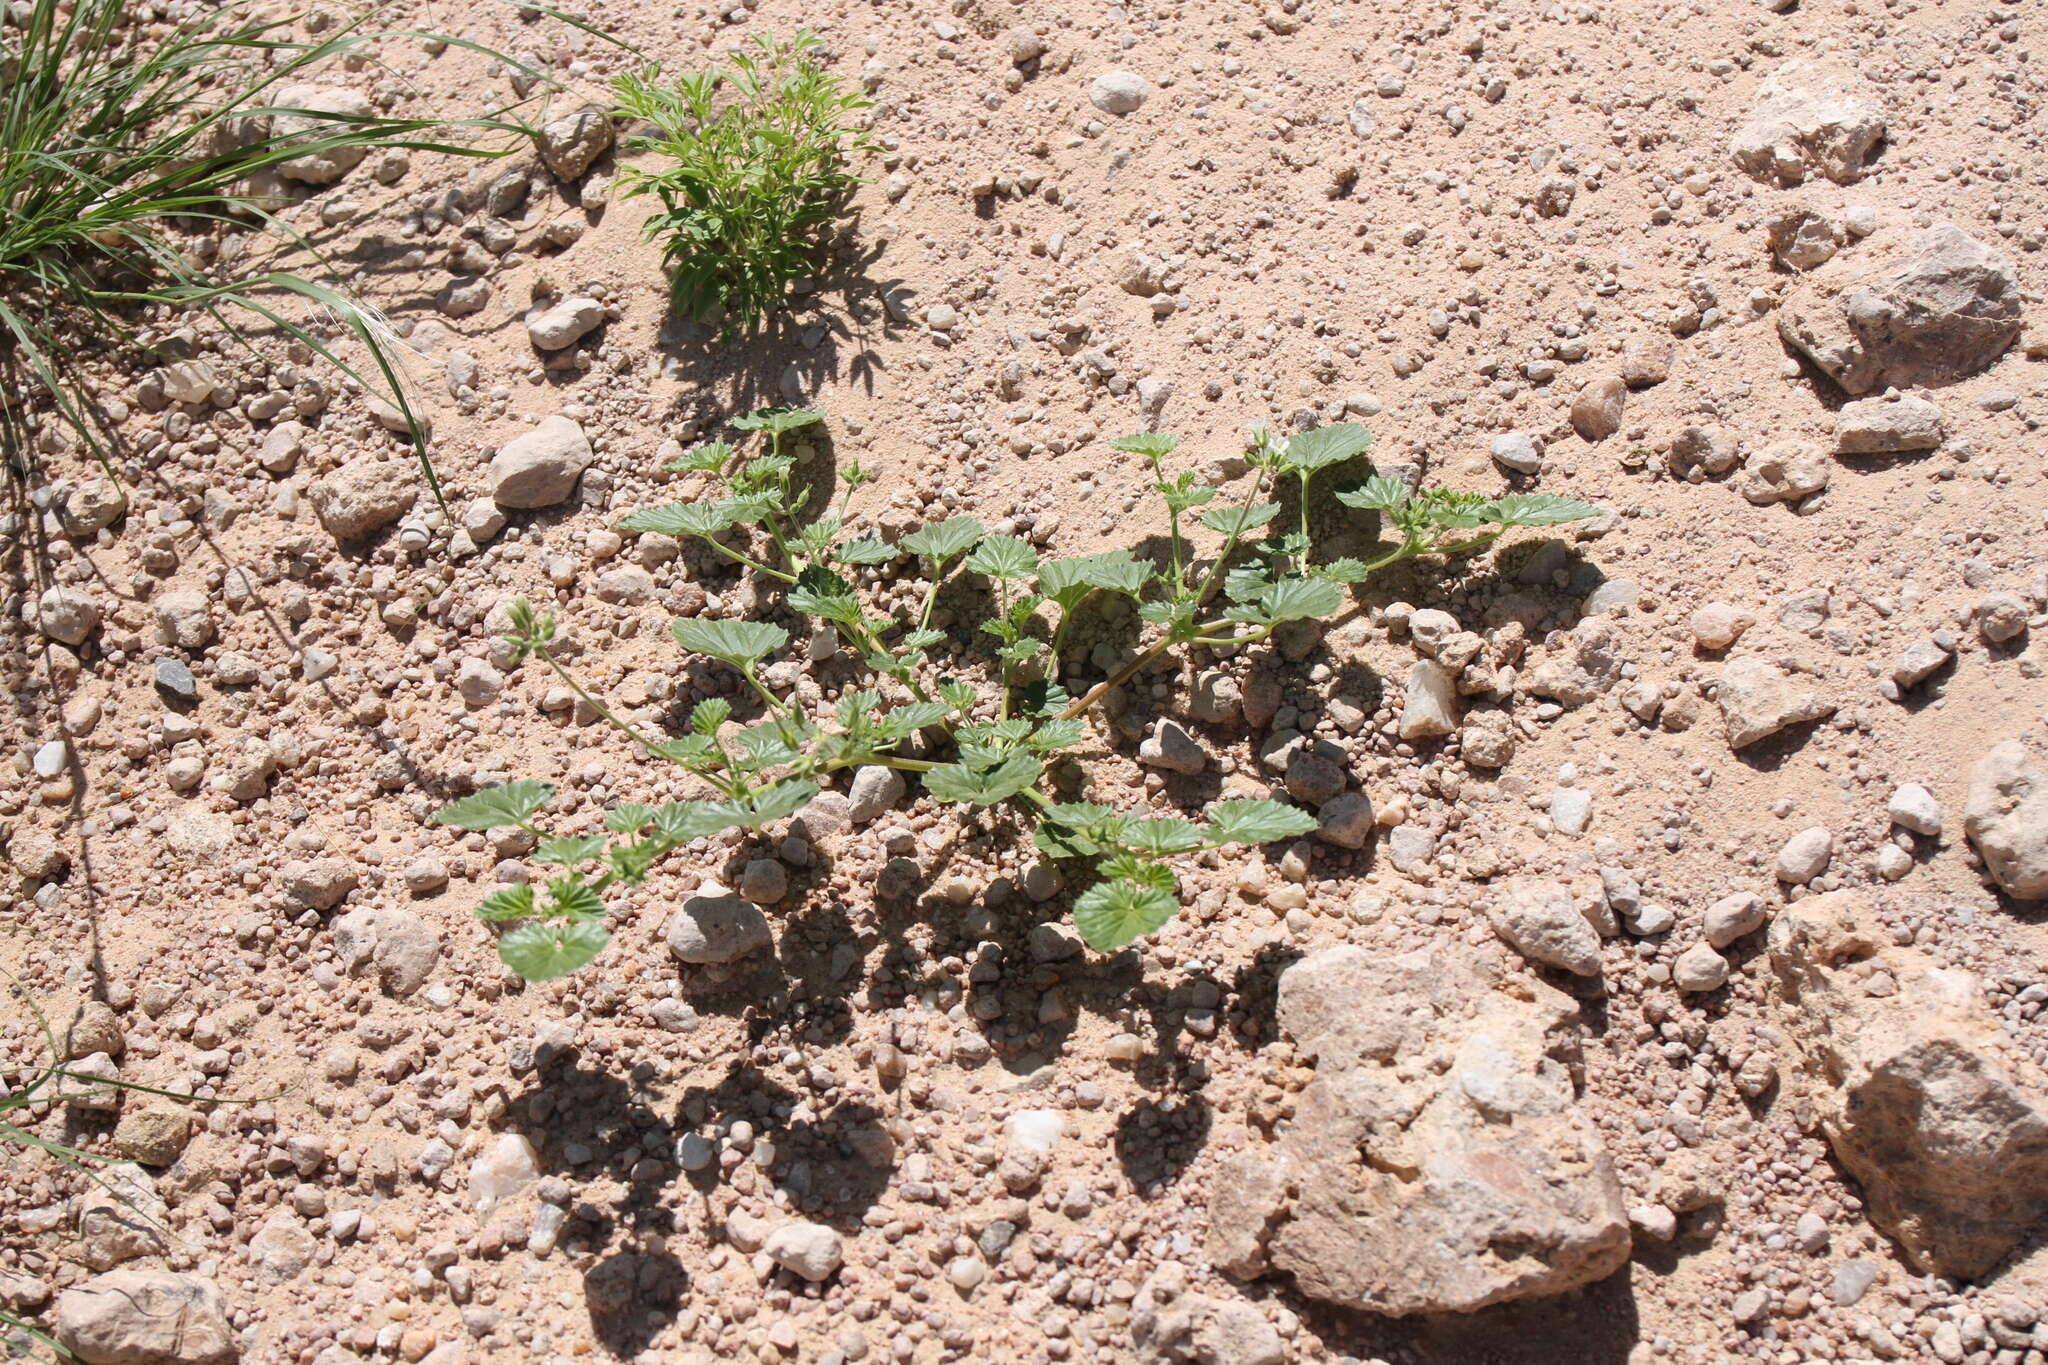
top-left (583, 1248), bottom-right (688, 1359)
top-left (1294, 1261), bottom-right (1644, 1365)
top-left (649, 225), bottom-right (904, 413)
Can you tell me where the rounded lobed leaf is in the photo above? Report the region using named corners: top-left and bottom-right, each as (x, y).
top-left (1279, 423), bottom-right (1373, 474)
top-left (670, 617), bottom-right (790, 666)
top-left (899, 515), bottom-right (987, 561)
top-left (497, 920), bottom-right (611, 981)
top-left (964, 533), bottom-right (1040, 580)
top-left (1205, 798), bottom-right (1318, 846)
top-left (1072, 879), bottom-right (1179, 951)
top-left (432, 779), bottom-right (555, 831)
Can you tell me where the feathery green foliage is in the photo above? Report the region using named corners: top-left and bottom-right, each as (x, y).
top-left (443, 415), bottom-right (1603, 978)
top-left (613, 32), bottom-right (878, 337)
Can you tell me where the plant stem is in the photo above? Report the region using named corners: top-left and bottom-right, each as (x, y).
top-left (1295, 471), bottom-right (1312, 569)
top-left (701, 535), bottom-right (796, 583)
top-left (1190, 465), bottom-right (1273, 608)
top-left (536, 648), bottom-right (668, 756)
top-left (739, 665), bottom-right (787, 717)
top-left (916, 554), bottom-right (958, 633)
top-left (1044, 586), bottom-right (1104, 685)
top-left (993, 578), bottom-right (1013, 722)
top-left (839, 615), bottom-right (934, 704)
top-left (1059, 635), bottom-right (1171, 721)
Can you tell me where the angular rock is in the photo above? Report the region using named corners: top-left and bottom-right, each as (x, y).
top-left (666, 890), bottom-right (773, 964)
top-left (1280, 740), bottom-right (1347, 807)
top-left (490, 416), bottom-right (591, 509)
top-left (1490, 431), bottom-right (1542, 474)
top-left (153, 590), bottom-right (214, 650)
top-left (1548, 786), bottom-right (1592, 835)
top-left (247, 1214), bottom-right (315, 1281)
top-left (1890, 637), bottom-right (1953, 690)
top-left (1522, 617), bottom-right (1622, 708)
top-left (9, 825), bottom-right (69, 882)
top-left (154, 659), bottom-right (197, 702)
top-left (469, 1133), bottom-right (540, 1212)
top-left (1735, 441), bottom-right (1829, 504)
top-left (1837, 393), bottom-right (1944, 455)
top-left (1716, 657), bottom-right (1834, 750)
top-left (1137, 717), bottom-right (1207, 776)
top-left (846, 765), bottom-right (905, 822)
top-left (1460, 712), bottom-right (1515, 768)
top-left (1488, 877), bottom-right (1602, 976)
top-left (1131, 1271), bottom-right (1283, 1365)
top-left (77, 1165), bottom-right (167, 1269)
top-left (1207, 944), bottom-right (1628, 1314)
top-left (536, 106), bottom-right (613, 180)
top-left (1887, 783), bottom-right (1943, 837)
top-left (1767, 206), bottom-right (1839, 271)
top-left (1731, 62), bottom-right (1885, 186)
top-left (1963, 742), bottom-right (2048, 900)
top-left (1779, 225), bottom-right (2022, 394)
top-left (1313, 792), bottom-right (1374, 849)
top-left (1398, 660), bottom-right (1459, 740)
top-left (763, 1221), bottom-right (843, 1281)
top-left (1666, 424), bottom-right (1741, 479)
top-left (1690, 602), bottom-right (1756, 652)
top-left (1769, 890), bottom-right (2048, 1276)
top-left (525, 296), bottom-right (606, 352)
top-left (54, 1269), bottom-right (237, 1365)
top-left (1569, 375), bottom-right (1626, 441)
top-left (271, 84), bottom-right (373, 185)
top-left (347, 908), bottom-right (443, 996)
top-left (57, 480), bottom-right (129, 537)
top-left (309, 455), bottom-right (417, 542)
top-left (38, 585), bottom-right (101, 646)
top-left (1618, 335), bottom-right (1673, 388)
top-left (113, 1108), bottom-right (191, 1167)
top-left (280, 858), bottom-right (356, 911)
top-left (794, 791), bottom-right (853, 841)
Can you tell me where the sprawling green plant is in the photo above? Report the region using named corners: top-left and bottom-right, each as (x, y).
top-left (612, 31), bottom-right (877, 338)
top-left (436, 413), bottom-right (1600, 980)
top-left (0, 0), bottom-right (517, 487)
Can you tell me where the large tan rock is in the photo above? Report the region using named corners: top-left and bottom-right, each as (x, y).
top-left (1768, 890), bottom-right (2048, 1278)
top-left (1206, 944), bottom-right (1628, 1315)
top-left (1778, 225), bottom-right (2023, 394)
top-left (1716, 656), bottom-right (1834, 750)
top-left (54, 1270), bottom-right (237, 1364)
top-left (308, 455), bottom-right (417, 542)
top-left (1730, 61), bottom-right (1885, 186)
top-left (269, 84), bottom-right (373, 185)
top-left (1130, 1267), bottom-right (1283, 1365)
top-left (1963, 742), bottom-right (2048, 900)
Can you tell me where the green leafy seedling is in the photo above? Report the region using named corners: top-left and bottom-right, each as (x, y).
top-left (614, 33), bottom-right (879, 337)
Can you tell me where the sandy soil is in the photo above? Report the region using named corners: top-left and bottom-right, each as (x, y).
top-left (6, 0), bottom-right (2048, 1362)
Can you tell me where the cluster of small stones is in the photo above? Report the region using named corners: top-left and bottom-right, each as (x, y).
top-left (6, 0), bottom-right (2048, 1363)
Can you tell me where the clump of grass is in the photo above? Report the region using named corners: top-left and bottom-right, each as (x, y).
top-left (0, 983), bottom-right (225, 1353)
top-left (613, 32), bottom-right (878, 338)
top-left (0, 0), bottom-right (517, 492)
